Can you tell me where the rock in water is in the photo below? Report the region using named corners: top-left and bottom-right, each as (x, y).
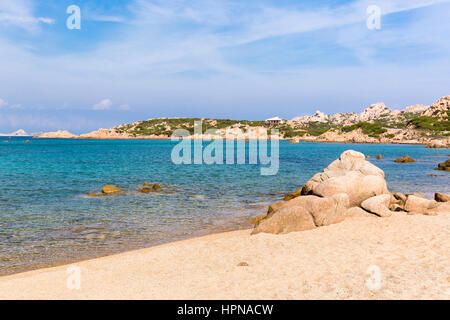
top-left (394, 155), bottom-right (416, 163)
top-left (140, 187), bottom-right (157, 193)
top-left (376, 154), bottom-right (382, 160)
top-left (153, 184), bottom-right (162, 190)
top-left (435, 193), bottom-right (450, 202)
top-left (302, 150), bottom-right (389, 206)
top-left (435, 159), bottom-right (450, 171)
top-left (101, 185), bottom-right (121, 194)
top-left (143, 182), bottom-right (151, 186)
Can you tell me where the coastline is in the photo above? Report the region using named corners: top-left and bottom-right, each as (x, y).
top-left (29, 136), bottom-right (448, 146)
top-left (1, 212), bottom-right (449, 300)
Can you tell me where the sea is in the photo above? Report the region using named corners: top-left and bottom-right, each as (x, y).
top-left (0, 137), bottom-right (448, 275)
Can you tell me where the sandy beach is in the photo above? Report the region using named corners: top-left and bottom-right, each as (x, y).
top-left (1, 212), bottom-right (449, 300)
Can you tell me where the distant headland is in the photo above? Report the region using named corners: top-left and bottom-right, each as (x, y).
top-left (15, 95), bottom-right (450, 147)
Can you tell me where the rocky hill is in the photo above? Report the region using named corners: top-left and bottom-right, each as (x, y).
top-left (33, 95), bottom-right (449, 145)
top-left (0, 129), bottom-right (30, 136)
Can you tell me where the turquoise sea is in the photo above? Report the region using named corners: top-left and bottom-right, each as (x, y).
top-left (0, 137), bottom-right (449, 275)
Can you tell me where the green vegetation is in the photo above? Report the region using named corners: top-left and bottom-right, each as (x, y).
top-left (115, 110), bottom-right (449, 139)
top-left (304, 122), bottom-right (332, 136)
top-left (409, 116), bottom-right (450, 131)
top-left (117, 118), bottom-right (267, 136)
top-left (342, 122), bottom-right (387, 137)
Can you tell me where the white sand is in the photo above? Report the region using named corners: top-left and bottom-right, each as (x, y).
top-left (0, 213), bottom-right (449, 300)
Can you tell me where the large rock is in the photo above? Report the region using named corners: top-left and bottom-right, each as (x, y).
top-left (101, 185), bottom-right (121, 194)
top-left (251, 206), bottom-right (316, 235)
top-left (252, 193), bottom-right (349, 234)
top-left (404, 195), bottom-right (439, 215)
top-left (394, 155), bottom-right (415, 163)
top-left (302, 150), bottom-right (389, 206)
top-left (361, 194), bottom-right (394, 217)
top-left (435, 159), bottom-right (450, 171)
top-left (435, 193), bottom-right (450, 202)
top-left (345, 207), bottom-right (376, 218)
top-left (267, 201), bottom-right (286, 214)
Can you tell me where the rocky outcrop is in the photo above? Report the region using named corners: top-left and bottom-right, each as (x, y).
top-left (79, 129), bottom-right (132, 139)
top-left (302, 150), bottom-right (388, 206)
top-left (36, 130), bottom-right (78, 138)
top-left (101, 185), bottom-right (121, 194)
top-left (252, 193), bottom-right (349, 234)
top-left (0, 129), bottom-right (30, 137)
top-left (421, 96), bottom-right (450, 119)
top-left (394, 155), bottom-right (416, 163)
top-left (404, 196), bottom-right (439, 215)
top-left (252, 206), bottom-right (316, 234)
top-left (361, 194), bottom-right (394, 217)
top-left (435, 159), bottom-right (450, 171)
top-left (359, 103), bottom-right (391, 122)
top-left (252, 150), bottom-right (450, 235)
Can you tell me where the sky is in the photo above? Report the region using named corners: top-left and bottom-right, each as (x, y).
top-left (0, 0), bottom-right (450, 134)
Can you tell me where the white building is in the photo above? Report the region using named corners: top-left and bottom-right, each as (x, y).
top-left (265, 117), bottom-right (285, 126)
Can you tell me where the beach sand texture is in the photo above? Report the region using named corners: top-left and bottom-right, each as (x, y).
top-left (0, 212), bottom-right (449, 300)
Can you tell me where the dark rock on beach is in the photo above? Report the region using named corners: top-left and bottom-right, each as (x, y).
top-left (435, 193), bottom-right (450, 202)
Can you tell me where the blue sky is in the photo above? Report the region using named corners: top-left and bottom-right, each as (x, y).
top-left (0, 0), bottom-right (449, 133)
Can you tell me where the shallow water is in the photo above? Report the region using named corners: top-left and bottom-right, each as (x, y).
top-left (0, 137), bottom-right (448, 275)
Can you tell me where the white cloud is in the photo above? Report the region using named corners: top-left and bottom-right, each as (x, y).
top-left (0, 0), bottom-right (54, 31)
top-left (92, 99), bottom-right (113, 110)
top-left (0, 98), bottom-right (8, 108)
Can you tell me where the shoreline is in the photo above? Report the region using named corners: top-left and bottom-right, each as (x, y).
top-left (0, 212), bottom-right (449, 299)
top-left (29, 136), bottom-right (449, 147)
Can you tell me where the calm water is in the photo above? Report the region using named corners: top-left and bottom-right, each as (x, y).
top-left (0, 137), bottom-right (448, 275)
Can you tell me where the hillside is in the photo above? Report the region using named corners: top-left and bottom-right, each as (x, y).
top-left (34, 95), bottom-right (449, 146)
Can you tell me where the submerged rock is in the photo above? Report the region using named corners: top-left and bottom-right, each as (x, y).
top-left (139, 183), bottom-right (162, 193)
top-left (85, 193), bottom-right (102, 197)
top-left (101, 185), bottom-right (121, 194)
top-left (394, 155), bottom-right (416, 163)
